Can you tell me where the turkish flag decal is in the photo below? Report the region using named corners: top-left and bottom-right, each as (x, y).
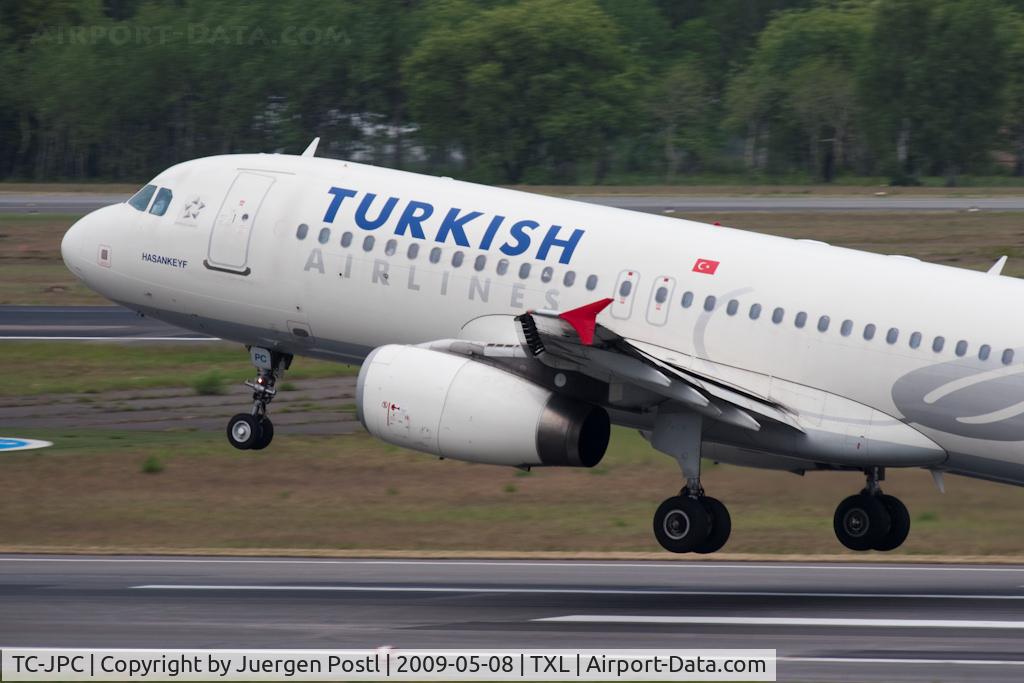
top-left (692, 258), bottom-right (720, 274)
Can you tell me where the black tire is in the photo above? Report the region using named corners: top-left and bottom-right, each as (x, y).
top-left (694, 496), bottom-right (732, 554)
top-left (227, 413), bottom-right (260, 450)
top-left (833, 494), bottom-right (891, 551)
top-left (874, 494), bottom-right (911, 551)
top-left (250, 418), bottom-right (274, 451)
top-left (653, 496), bottom-right (710, 553)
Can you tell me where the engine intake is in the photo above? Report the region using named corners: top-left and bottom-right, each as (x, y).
top-left (356, 345), bottom-right (609, 468)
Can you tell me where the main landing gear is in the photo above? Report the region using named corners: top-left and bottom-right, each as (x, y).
top-left (649, 409), bottom-right (732, 554)
top-left (226, 346), bottom-right (291, 451)
top-left (833, 467), bottom-right (911, 552)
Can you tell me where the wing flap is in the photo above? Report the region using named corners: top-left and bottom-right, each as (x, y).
top-left (517, 301), bottom-right (803, 433)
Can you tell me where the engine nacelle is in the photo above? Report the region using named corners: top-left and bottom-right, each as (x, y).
top-left (356, 345), bottom-right (609, 467)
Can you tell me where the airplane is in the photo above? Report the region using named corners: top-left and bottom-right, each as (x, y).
top-left (59, 139), bottom-right (1024, 554)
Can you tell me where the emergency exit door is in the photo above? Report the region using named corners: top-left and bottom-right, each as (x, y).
top-left (205, 172), bottom-right (275, 275)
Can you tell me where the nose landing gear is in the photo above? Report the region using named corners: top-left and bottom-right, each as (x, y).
top-left (833, 467), bottom-right (911, 551)
top-left (226, 347), bottom-right (290, 451)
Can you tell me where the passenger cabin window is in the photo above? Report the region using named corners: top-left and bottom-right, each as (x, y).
top-left (703, 295), bottom-right (716, 312)
top-left (840, 320), bottom-right (853, 337)
top-left (864, 324), bottom-right (876, 340)
top-left (979, 344), bottom-right (991, 361)
top-left (429, 247), bottom-right (442, 264)
top-left (585, 274), bottom-right (598, 290)
top-left (128, 184), bottom-right (156, 211)
top-left (541, 266), bottom-right (553, 283)
top-left (149, 188), bottom-right (172, 216)
top-left (385, 239), bottom-right (397, 256)
top-left (932, 336), bottom-right (945, 353)
top-left (726, 299), bottom-right (739, 316)
top-left (749, 303), bottom-right (762, 320)
top-left (772, 307), bottom-right (784, 324)
top-left (886, 327), bottom-right (899, 344)
top-left (563, 271), bottom-right (576, 287)
top-left (955, 340), bottom-right (968, 357)
top-left (497, 259), bottom-right (509, 275)
top-left (655, 286), bottom-right (669, 304)
top-left (519, 263), bottom-right (531, 279)
top-left (362, 235), bottom-right (375, 252)
top-left (340, 231), bottom-right (353, 247)
top-left (909, 332), bottom-right (922, 349)
top-left (407, 243), bottom-right (419, 259)
top-left (296, 224), bottom-right (309, 240)
top-left (318, 228), bottom-right (331, 244)
top-left (619, 280), bottom-right (633, 297)
top-left (681, 291), bottom-right (694, 308)
top-left (452, 251), bottom-right (464, 267)
top-left (794, 311), bottom-right (807, 328)
top-left (1002, 349), bottom-right (1015, 365)
top-left (474, 255), bottom-right (487, 271)
top-left (817, 315), bottom-right (830, 332)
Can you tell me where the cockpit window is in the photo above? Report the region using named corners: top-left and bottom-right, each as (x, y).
top-left (149, 188), bottom-right (173, 216)
top-left (128, 184), bottom-right (156, 211)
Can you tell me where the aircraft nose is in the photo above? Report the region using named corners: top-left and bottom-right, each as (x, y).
top-left (60, 215), bottom-right (88, 270)
top-left (61, 205), bottom-right (117, 275)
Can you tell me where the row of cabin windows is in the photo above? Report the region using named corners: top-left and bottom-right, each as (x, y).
top-left (677, 289), bottom-right (1015, 365)
top-left (296, 225), bottom-right (599, 291)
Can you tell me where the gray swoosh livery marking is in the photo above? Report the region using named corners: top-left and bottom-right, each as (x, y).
top-left (691, 286), bottom-right (754, 358)
top-left (892, 353), bottom-right (1024, 441)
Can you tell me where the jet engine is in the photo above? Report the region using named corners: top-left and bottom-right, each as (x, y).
top-left (356, 345), bottom-right (610, 467)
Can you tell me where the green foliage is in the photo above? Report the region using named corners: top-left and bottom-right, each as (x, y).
top-left (864, 0), bottom-right (1010, 183)
top-left (1, 0), bottom-right (1023, 184)
top-left (141, 455), bottom-right (164, 474)
top-left (405, 0), bottom-right (640, 182)
top-left (191, 370), bottom-right (226, 396)
top-left (725, 4), bottom-right (870, 179)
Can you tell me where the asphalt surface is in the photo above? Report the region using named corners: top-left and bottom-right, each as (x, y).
top-left (571, 194), bottom-right (1024, 213)
top-left (8, 191), bottom-right (1024, 214)
top-left (0, 192), bottom-right (126, 214)
top-left (1, 556), bottom-right (1023, 682)
top-left (0, 305), bottom-right (212, 340)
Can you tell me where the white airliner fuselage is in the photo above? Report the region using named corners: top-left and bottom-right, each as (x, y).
top-left (61, 151), bottom-right (1024, 553)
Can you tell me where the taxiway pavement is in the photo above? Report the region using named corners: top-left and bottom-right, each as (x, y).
top-left (0, 305), bottom-right (212, 340)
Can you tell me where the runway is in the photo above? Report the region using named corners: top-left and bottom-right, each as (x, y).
top-left (0, 305), bottom-right (213, 340)
top-left (571, 194), bottom-right (1024, 213)
top-left (7, 191), bottom-right (1024, 214)
top-left (2, 555), bottom-right (1023, 682)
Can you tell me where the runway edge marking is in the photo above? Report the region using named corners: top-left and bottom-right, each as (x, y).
top-left (535, 615), bottom-right (1024, 629)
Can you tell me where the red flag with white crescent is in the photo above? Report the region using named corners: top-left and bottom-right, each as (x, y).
top-left (693, 258), bottom-right (720, 274)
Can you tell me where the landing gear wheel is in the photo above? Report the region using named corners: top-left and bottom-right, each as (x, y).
top-left (653, 496), bottom-right (710, 553)
top-left (250, 418), bottom-right (274, 451)
top-left (227, 413), bottom-right (260, 450)
top-left (834, 494), bottom-right (891, 551)
top-left (694, 496), bottom-right (732, 554)
top-left (873, 494), bottom-right (910, 551)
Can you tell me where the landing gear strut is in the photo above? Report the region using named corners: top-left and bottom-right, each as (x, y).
top-left (649, 409), bottom-right (732, 554)
top-left (833, 467), bottom-right (910, 552)
top-left (226, 346), bottom-right (291, 451)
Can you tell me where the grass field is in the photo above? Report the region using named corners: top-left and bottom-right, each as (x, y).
top-left (1, 423), bottom-right (1022, 555)
top-left (0, 341), bottom-right (354, 396)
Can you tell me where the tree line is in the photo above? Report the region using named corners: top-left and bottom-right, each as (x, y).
top-left (2, 0), bottom-right (1024, 185)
